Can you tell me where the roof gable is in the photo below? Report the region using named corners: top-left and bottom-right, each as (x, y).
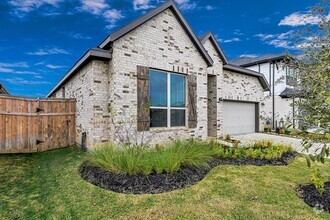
top-left (0, 81), bottom-right (9, 95)
top-left (98, 0), bottom-right (213, 66)
top-left (199, 32), bottom-right (228, 64)
top-left (223, 64), bottom-right (270, 91)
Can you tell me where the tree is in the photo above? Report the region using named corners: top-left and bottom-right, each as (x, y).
top-left (288, 0), bottom-right (330, 193)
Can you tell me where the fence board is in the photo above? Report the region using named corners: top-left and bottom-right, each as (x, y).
top-left (0, 96), bottom-right (76, 154)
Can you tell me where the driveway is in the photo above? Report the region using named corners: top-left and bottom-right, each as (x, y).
top-left (232, 133), bottom-right (329, 156)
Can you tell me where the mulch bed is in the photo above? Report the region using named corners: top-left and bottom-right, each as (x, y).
top-left (210, 151), bottom-right (297, 167)
top-left (297, 182), bottom-right (330, 213)
top-left (79, 152), bottom-right (297, 194)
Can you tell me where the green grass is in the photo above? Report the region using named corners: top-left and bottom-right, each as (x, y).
top-left (1, 147), bottom-right (330, 219)
top-left (88, 140), bottom-right (213, 175)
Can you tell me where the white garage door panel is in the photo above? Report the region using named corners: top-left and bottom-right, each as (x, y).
top-left (223, 102), bottom-right (256, 135)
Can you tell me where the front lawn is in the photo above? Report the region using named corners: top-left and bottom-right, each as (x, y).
top-left (1, 147), bottom-right (329, 219)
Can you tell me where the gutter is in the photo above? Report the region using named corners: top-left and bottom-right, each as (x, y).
top-left (46, 48), bottom-right (112, 98)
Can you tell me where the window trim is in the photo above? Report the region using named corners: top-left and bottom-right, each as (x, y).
top-left (149, 69), bottom-right (187, 128)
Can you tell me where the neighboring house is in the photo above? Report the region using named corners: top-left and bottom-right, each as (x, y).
top-left (230, 54), bottom-right (297, 130)
top-left (0, 82), bottom-right (9, 95)
top-left (47, 0), bottom-right (269, 147)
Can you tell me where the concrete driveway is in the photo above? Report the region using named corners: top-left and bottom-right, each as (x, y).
top-left (232, 133), bottom-right (328, 156)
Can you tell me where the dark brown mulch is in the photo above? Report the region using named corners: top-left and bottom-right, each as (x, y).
top-left (297, 182), bottom-right (330, 213)
top-left (79, 152), bottom-right (297, 195)
top-left (210, 151), bottom-right (297, 167)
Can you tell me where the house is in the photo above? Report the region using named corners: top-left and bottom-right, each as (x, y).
top-left (0, 82), bottom-right (9, 95)
top-left (230, 54), bottom-right (297, 130)
top-left (47, 0), bottom-right (269, 147)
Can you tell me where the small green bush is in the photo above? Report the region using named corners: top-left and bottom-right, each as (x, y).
top-left (210, 140), bottom-right (293, 160)
top-left (88, 140), bottom-right (214, 175)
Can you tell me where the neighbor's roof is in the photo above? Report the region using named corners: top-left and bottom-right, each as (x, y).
top-left (198, 32), bottom-right (228, 64)
top-left (98, 0), bottom-right (213, 67)
top-left (0, 81), bottom-right (9, 95)
top-left (230, 54), bottom-right (287, 67)
top-left (279, 87), bottom-right (301, 98)
top-left (46, 48), bottom-right (111, 97)
top-left (223, 64), bottom-right (270, 91)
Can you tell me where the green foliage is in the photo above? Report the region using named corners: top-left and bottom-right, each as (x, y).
top-left (210, 140), bottom-right (293, 160)
top-left (311, 169), bottom-right (326, 195)
top-left (88, 140), bottom-right (213, 175)
top-left (225, 134), bottom-right (231, 141)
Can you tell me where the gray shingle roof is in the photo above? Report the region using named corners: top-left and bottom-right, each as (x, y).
top-left (230, 54), bottom-right (286, 67)
top-left (0, 81), bottom-right (9, 95)
top-left (279, 87), bottom-right (301, 98)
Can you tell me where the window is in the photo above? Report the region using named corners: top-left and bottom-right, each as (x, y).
top-left (286, 66), bottom-right (296, 86)
top-left (150, 70), bottom-right (186, 128)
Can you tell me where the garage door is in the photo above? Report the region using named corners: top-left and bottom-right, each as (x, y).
top-left (223, 101), bottom-right (256, 135)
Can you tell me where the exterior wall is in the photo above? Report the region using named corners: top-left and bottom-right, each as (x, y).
top-left (202, 39), bottom-right (223, 137)
top-left (54, 60), bottom-right (110, 146)
top-left (246, 61), bottom-right (294, 129)
top-left (222, 69), bottom-right (264, 131)
top-left (108, 8), bottom-right (209, 145)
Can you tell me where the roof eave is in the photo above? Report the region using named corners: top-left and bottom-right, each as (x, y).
top-left (223, 64), bottom-right (270, 91)
top-left (98, 0), bottom-right (213, 66)
top-left (46, 49), bottom-right (112, 98)
top-left (239, 55), bottom-right (293, 67)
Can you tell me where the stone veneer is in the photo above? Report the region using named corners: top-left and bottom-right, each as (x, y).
top-left (53, 8), bottom-right (265, 147)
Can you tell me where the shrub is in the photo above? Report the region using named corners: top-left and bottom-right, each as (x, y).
top-left (225, 134), bottom-right (231, 141)
top-left (211, 140), bottom-right (293, 160)
top-left (87, 140), bottom-right (214, 175)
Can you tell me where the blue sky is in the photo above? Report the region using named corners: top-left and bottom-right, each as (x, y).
top-left (0, 0), bottom-right (324, 97)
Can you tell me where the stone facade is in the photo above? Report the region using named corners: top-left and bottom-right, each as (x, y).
top-left (52, 8), bottom-right (266, 147)
top-left (109, 8), bottom-right (209, 145)
top-left (54, 60), bottom-right (110, 146)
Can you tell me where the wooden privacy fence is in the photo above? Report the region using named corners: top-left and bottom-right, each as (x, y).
top-left (0, 96), bottom-right (75, 154)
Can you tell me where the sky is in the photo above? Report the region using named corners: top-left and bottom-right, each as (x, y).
top-left (0, 0), bottom-right (326, 97)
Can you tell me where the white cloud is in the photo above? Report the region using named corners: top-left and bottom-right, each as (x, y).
top-left (279, 12), bottom-right (330, 27)
top-left (205, 5), bottom-right (215, 11)
top-left (46, 64), bottom-right (66, 69)
top-left (68, 32), bottom-right (91, 40)
top-left (79, 0), bottom-right (124, 29)
top-left (175, 0), bottom-right (196, 11)
top-left (0, 62), bottom-right (30, 73)
top-left (80, 0), bottom-right (108, 15)
top-left (259, 17), bottom-right (271, 24)
top-left (2, 77), bottom-right (51, 85)
top-left (14, 71), bottom-right (39, 75)
top-left (27, 48), bottom-right (70, 56)
top-left (218, 37), bottom-right (241, 43)
top-left (8, 0), bottom-right (62, 17)
top-left (240, 54), bottom-right (258, 58)
top-left (0, 67), bottom-right (14, 73)
top-left (103, 9), bottom-right (124, 29)
top-left (255, 31), bottom-right (294, 49)
top-left (133, 0), bottom-right (153, 11)
top-left (254, 33), bottom-right (276, 41)
top-left (233, 29), bottom-right (244, 36)
top-left (0, 62), bottom-right (29, 68)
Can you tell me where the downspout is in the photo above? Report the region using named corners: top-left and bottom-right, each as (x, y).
top-left (272, 62), bottom-right (275, 130)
